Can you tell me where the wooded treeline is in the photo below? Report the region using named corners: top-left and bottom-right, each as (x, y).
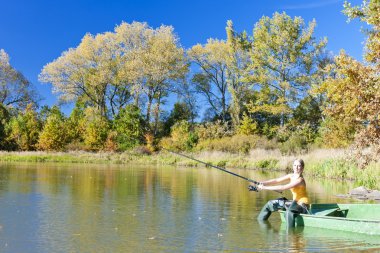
top-left (0, 1), bottom-right (378, 168)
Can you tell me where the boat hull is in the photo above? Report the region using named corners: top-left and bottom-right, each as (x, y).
top-left (279, 203), bottom-right (380, 235)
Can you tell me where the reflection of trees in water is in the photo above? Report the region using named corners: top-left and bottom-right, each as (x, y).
top-left (0, 163), bottom-right (374, 252)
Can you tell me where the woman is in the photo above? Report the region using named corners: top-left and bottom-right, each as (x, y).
top-left (254, 159), bottom-right (309, 220)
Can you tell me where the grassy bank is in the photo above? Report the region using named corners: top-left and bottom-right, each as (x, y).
top-left (1, 149), bottom-right (379, 188)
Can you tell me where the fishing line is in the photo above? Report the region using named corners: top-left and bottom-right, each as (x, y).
top-left (161, 147), bottom-right (282, 194)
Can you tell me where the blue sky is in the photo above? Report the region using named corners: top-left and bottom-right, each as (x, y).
top-left (0, 0), bottom-right (364, 113)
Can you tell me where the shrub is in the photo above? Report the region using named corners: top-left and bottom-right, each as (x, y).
top-left (196, 120), bottom-right (232, 140)
top-left (277, 123), bottom-right (316, 155)
top-left (160, 120), bottom-right (198, 151)
top-left (254, 159), bottom-right (279, 169)
top-left (237, 113), bottom-right (258, 135)
top-left (38, 113), bottom-right (69, 151)
top-left (113, 105), bottom-right (146, 151)
top-left (195, 134), bottom-right (259, 154)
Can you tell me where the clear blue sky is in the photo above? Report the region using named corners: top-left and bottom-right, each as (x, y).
top-left (0, 0), bottom-right (364, 112)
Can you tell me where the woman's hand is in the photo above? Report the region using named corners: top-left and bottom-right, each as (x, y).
top-left (248, 184), bottom-right (259, 192)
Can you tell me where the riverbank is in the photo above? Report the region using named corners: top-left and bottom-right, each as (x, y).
top-left (0, 149), bottom-right (379, 188)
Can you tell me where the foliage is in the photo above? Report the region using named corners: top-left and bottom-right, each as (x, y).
top-left (5, 104), bottom-right (41, 151)
top-left (277, 123), bottom-right (316, 155)
top-left (0, 103), bottom-right (10, 149)
top-left (195, 134), bottom-right (259, 154)
top-left (163, 102), bottom-right (193, 136)
top-left (37, 108), bottom-right (69, 151)
top-left (237, 113), bottom-right (258, 135)
top-left (160, 120), bottom-right (198, 151)
top-left (247, 12), bottom-right (327, 126)
top-left (195, 120), bottom-right (232, 140)
top-left (254, 159), bottom-right (279, 169)
top-left (0, 49), bottom-right (38, 109)
top-left (188, 39), bottom-right (231, 122)
top-left (225, 20), bottom-right (252, 128)
top-left (82, 107), bottom-right (110, 151)
top-left (39, 21), bottom-right (188, 120)
top-left (66, 101), bottom-right (86, 145)
top-left (316, 117), bottom-right (356, 148)
top-left (317, 0), bottom-right (380, 167)
top-left (293, 95), bottom-right (323, 131)
top-left (113, 105), bottom-right (146, 151)
top-left (343, 0), bottom-right (380, 65)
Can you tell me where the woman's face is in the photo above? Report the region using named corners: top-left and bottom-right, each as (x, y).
top-left (293, 160), bottom-right (303, 174)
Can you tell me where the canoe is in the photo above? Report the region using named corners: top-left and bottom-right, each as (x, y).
top-left (278, 203), bottom-right (380, 235)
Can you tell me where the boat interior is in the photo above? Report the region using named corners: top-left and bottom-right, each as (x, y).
top-left (309, 203), bottom-right (380, 220)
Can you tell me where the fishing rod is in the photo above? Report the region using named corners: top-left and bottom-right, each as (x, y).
top-left (162, 147), bottom-right (282, 194)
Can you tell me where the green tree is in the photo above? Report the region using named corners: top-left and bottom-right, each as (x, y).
top-left (66, 101), bottom-right (86, 145)
top-left (82, 107), bottom-right (110, 151)
top-left (5, 104), bottom-right (41, 150)
top-left (237, 112), bottom-right (258, 135)
top-left (163, 102), bottom-right (193, 136)
top-left (0, 103), bottom-right (10, 149)
top-left (248, 12), bottom-right (327, 126)
top-left (113, 105), bottom-right (146, 150)
top-left (160, 120), bottom-right (197, 151)
top-left (343, 0), bottom-right (380, 66)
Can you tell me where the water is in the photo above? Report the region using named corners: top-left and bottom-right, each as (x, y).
top-left (0, 162), bottom-right (379, 252)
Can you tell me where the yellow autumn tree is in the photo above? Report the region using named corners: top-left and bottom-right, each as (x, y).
top-left (319, 0), bottom-right (380, 167)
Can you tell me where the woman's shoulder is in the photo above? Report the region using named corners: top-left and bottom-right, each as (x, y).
top-left (291, 174), bottom-right (305, 182)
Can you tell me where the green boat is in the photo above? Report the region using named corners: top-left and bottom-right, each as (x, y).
top-left (279, 203), bottom-right (380, 235)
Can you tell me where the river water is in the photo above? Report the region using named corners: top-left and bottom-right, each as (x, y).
top-left (0, 162), bottom-right (379, 252)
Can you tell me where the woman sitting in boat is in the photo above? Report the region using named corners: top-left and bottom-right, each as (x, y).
top-left (254, 159), bottom-right (309, 220)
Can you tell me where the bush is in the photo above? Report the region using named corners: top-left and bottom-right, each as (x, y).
top-left (113, 105), bottom-right (146, 151)
top-left (279, 135), bottom-right (308, 155)
top-left (196, 120), bottom-right (232, 140)
top-left (254, 159), bottom-right (279, 169)
top-left (38, 114), bottom-right (69, 151)
top-left (277, 123), bottom-right (317, 155)
top-left (195, 134), bottom-right (259, 154)
top-left (237, 113), bottom-right (258, 135)
top-left (160, 120), bottom-right (198, 151)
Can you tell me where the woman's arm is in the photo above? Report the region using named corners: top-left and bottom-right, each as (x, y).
top-left (260, 177), bottom-right (303, 191)
top-left (261, 174), bottom-right (291, 186)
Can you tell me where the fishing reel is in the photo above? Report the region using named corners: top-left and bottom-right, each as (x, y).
top-left (248, 185), bottom-right (259, 192)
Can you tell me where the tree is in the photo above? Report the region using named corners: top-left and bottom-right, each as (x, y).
top-left (248, 12), bottom-right (327, 126)
top-left (39, 21), bottom-right (188, 133)
top-left (82, 107), bottom-right (110, 151)
top-left (318, 0), bottom-right (380, 167)
top-left (225, 20), bottom-right (252, 129)
top-left (0, 49), bottom-right (37, 109)
top-left (113, 105), bottom-right (146, 150)
top-left (237, 112), bottom-right (258, 135)
top-left (66, 101), bottom-right (86, 145)
top-left (343, 0), bottom-right (380, 66)
top-left (39, 31), bottom-right (122, 118)
top-left (136, 25), bottom-right (188, 135)
top-left (188, 39), bottom-right (231, 122)
top-left (163, 102), bottom-right (193, 136)
top-left (0, 103), bottom-right (10, 149)
top-left (5, 104), bottom-right (41, 151)
top-left (38, 107), bottom-right (68, 151)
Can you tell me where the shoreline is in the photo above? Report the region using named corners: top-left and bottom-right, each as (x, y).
top-left (0, 149), bottom-right (379, 189)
